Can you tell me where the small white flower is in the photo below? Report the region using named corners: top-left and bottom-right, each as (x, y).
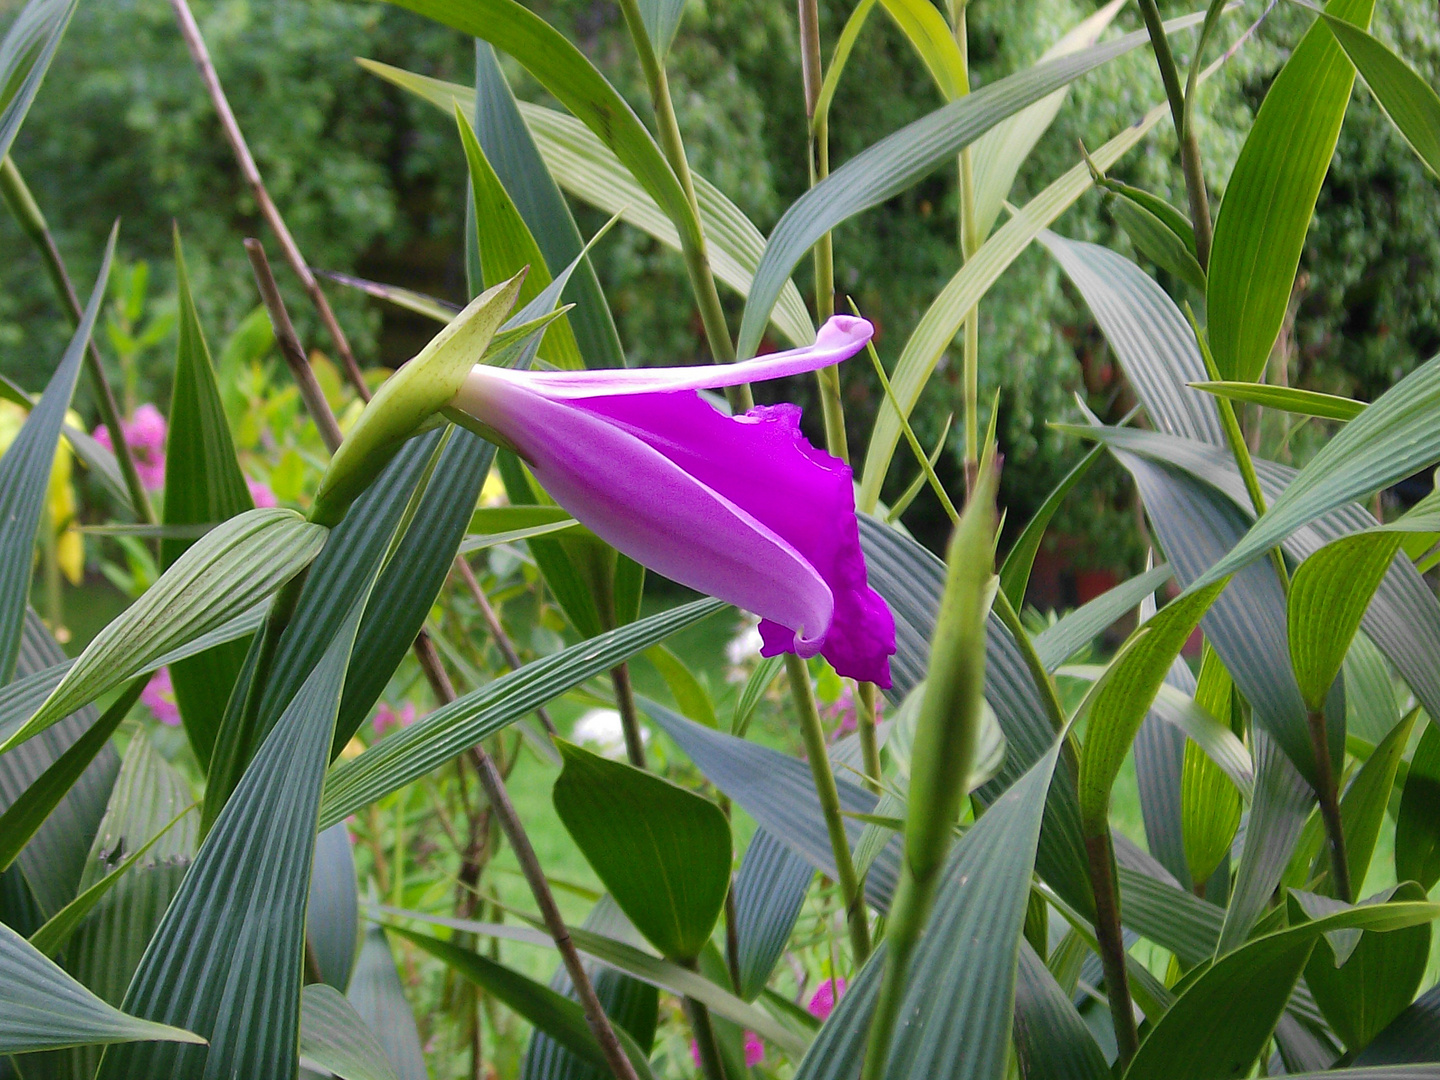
top-left (572, 708), bottom-right (649, 760)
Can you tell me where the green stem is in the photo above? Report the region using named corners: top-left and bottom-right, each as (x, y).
top-left (0, 156), bottom-right (156, 525)
top-left (1135, 0), bottom-right (1213, 266)
top-left (1307, 708), bottom-right (1352, 902)
top-left (610, 663), bottom-right (647, 769)
top-left (856, 680), bottom-right (882, 794)
top-left (614, 0), bottom-right (751, 412)
top-left (860, 870), bottom-right (920, 1080)
top-left (787, 652), bottom-right (871, 962)
top-left (1084, 828), bottom-right (1140, 1067)
top-left (682, 980), bottom-right (728, 1080)
top-left (993, 588), bottom-right (1083, 783)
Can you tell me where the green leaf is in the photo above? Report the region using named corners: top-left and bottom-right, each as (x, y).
top-left (857, 97), bottom-right (1172, 512)
top-left (457, 107), bottom-right (585, 371)
top-left (813, 0), bottom-right (878, 124)
top-left (1181, 649), bottom-right (1242, 888)
top-left (360, 58), bottom-right (814, 350)
top-left (0, 0), bottom-right (78, 161)
top-left (1322, 13), bottom-right (1440, 178)
top-left (732, 829), bottom-right (812, 1002)
top-left (644, 644), bottom-right (717, 728)
top-left (999, 441), bottom-right (1103, 607)
top-left (1112, 195), bottom-right (1207, 292)
top-left (3, 508), bottom-right (326, 755)
top-left (1337, 707), bottom-right (1419, 896)
top-left (1206, 0), bottom-right (1377, 382)
top-left (0, 228), bottom-right (113, 682)
top-left (391, 927), bottom-right (657, 1079)
top-left (738, 10), bottom-right (1210, 360)
top-left (637, 0), bottom-right (686, 56)
top-left (346, 929), bottom-right (426, 1080)
top-left (0, 678), bottom-right (143, 874)
top-left (1032, 563), bottom-right (1173, 672)
top-left (1123, 898), bottom-right (1440, 1078)
top-left (1012, 941), bottom-right (1108, 1080)
top-left (730, 654), bottom-right (783, 736)
top-left (318, 598), bottom-right (725, 828)
top-left (0, 921), bottom-right (202, 1055)
top-left (876, 0), bottom-right (967, 100)
top-left (376, 903), bottom-right (804, 1054)
top-left (1091, 175), bottom-right (1198, 257)
top-left (299, 984), bottom-right (399, 1080)
top-left (1190, 381), bottom-right (1365, 422)
top-left (1076, 580), bottom-right (1227, 833)
top-left (316, 269), bottom-right (459, 324)
top-left (552, 740), bottom-right (730, 961)
top-left (1289, 531), bottom-right (1403, 713)
top-left (94, 597), bottom-right (367, 1080)
top-left (163, 228), bottom-right (256, 769)
top-left (307, 824), bottom-right (358, 993)
top-left (969, 0), bottom-right (1128, 242)
top-left (1396, 719), bottom-right (1440, 891)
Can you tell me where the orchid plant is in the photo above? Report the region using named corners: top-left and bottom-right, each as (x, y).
top-left (4, 0), bottom-right (1440, 1077)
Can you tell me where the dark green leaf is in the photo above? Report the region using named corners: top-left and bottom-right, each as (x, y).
top-left (346, 928), bottom-right (426, 1080)
top-left (1395, 720), bottom-right (1440, 892)
top-left (1000, 441), bottom-right (1103, 607)
top-left (1013, 941), bottom-right (1108, 1080)
top-left (1111, 196), bottom-right (1206, 292)
top-left (307, 824), bottom-right (358, 992)
top-left (0, 0), bottom-right (78, 161)
top-left (162, 229), bottom-right (255, 769)
top-left (0, 228), bottom-right (113, 682)
top-left (1032, 563), bottom-right (1173, 672)
top-left (1190, 381), bottom-right (1365, 422)
top-left (732, 828), bottom-right (812, 1002)
top-left (553, 740), bottom-right (731, 961)
top-left (1337, 708), bottom-right (1418, 896)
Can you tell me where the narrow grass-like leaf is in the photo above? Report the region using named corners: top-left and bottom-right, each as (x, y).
top-left (319, 598), bottom-right (724, 827)
top-left (1335, 709), bottom-right (1419, 897)
top-left (1012, 941), bottom-right (1108, 1080)
top-left (7, 509), bottom-right (325, 755)
top-left (644, 644), bottom-right (717, 728)
top-left (731, 654), bottom-right (783, 736)
top-left (0, 922), bottom-right (202, 1055)
top-left (1396, 719), bottom-right (1440, 892)
top-left (1323, 14), bottom-right (1440, 177)
top-left (164, 229), bottom-right (255, 768)
top-left (0, 228), bottom-right (113, 682)
top-left (1000, 441), bottom-right (1104, 607)
top-left (552, 740), bottom-right (731, 961)
top-left (0, 678), bottom-right (143, 873)
top-left (393, 928), bottom-right (657, 1079)
top-left (858, 101), bottom-right (1176, 510)
top-left (1206, 0), bottom-right (1377, 382)
top-left (739, 12), bottom-right (1210, 360)
top-left (1191, 381), bottom-right (1365, 421)
top-left (1076, 581), bottom-right (1226, 833)
top-left (1032, 563), bottom-right (1172, 671)
top-left (1290, 532), bottom-right (1403, 712)
top-left (95, 598), bottom-right (367, 1079)
top-left (0, 0), bottom-right (78, 161)
top-left (316, 269), bottom-right (459, 323)
top-left (347, 928), bottom-right (426, 1080)
top-left (877, 0), bottom-right (966, 100)
top-left (299, 984), bottom-right (399, 1080)
top-left (1112, 196), bottom-right (1207, 292)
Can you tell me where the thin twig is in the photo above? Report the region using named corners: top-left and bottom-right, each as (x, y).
top-left (0, 157), bottom-right (155, 524)
top-left (244, 240), bottom-right (346, 453)
top-left (167, 0), bottom-right (370, 401)
top-left (453, 555), bottom-right (558, 737)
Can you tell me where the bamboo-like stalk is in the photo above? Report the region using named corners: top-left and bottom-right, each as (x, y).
top-left (787, 652), bottom-right (872, 963)
top-left (1307, 708), bottom-right (1352, 902)
top-left (0, 157), bottom-right (156, 525)
top-left (167, 0), bottom-right (371, 402)
top-left (612, 0), bottom-right (752, 413)
top-left (1085, 829), bottom-right (1140, 1066)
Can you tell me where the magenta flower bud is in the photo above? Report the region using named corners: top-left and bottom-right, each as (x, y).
top-left (452, 315), bottom-right (896, 685)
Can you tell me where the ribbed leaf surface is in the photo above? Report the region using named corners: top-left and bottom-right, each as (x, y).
top-left (298, 984), bottom-right (398, 1080)
top-left (732, 828), bottom-right (813, 1002)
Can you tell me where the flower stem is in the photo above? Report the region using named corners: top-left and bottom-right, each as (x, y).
top-left (786, 652), bottom-right (871, 963)
top-left (856, 680), bottom-right (882, 794)
top-left (1084, 827), bottom-right (1140, 1067)
top-left (1135, 0), bottom-right (1213, 266)
top-left (614, 0), bottom-right (752, 412)
top-left (0, 156), bottom-right (156, 526)
top-left (1307, 708), bottom-right (1352, 902)
top-left (610, 662), bottom-right (648, 768)
top-left (167, 0), bottom-right (371, 402)
top-left (682, 963), bottom-right (729, 1080)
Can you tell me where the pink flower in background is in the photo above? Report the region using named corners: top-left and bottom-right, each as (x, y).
top-left (690, 1032), bottom-right (764, 1069)
top-left (141, 667), bottom-right (180, 727)
top-left (823, 687), bottom-right (883, 743)
top-left (94, 403), bottom-right (167, 490)
top-left (372, 701), bottom-right (417, 738)
top-left (247, 478), bottom-right (278, 508)
top-left (807, 978), bottom-right (846, 1021)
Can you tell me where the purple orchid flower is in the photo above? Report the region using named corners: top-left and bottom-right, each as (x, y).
top-left (451, 315), bottom-right (896, 686)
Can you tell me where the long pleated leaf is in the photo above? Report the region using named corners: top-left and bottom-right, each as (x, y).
top-left (1012, 941), bottom-right (1108, 1080)
top-left (0, 228), bottom-right (113, 682)
top-left (1032, 563), bottom-right (1173, 671)
top-left (737, 10), bottom-right (1209, 359)
top-left (473, 42), bottom-right (626, 369)
top-left (162, 230), bottom-right (255, 769)
top-left (1206, 0), bottom-right (1377, 383)
top-left (298, 984), bottom-right (398, 1080)
top-left (0, 922), bottom-right (201, 1055)
top-left (306, 824), bottom-right (358, 993)
top-left (94, 597), bottom-right (367, 1079)
top-left (6, 508), bottom-right (327, 756)
top-left (346, 929), bottom-right (426, 1080)
top-left (732, 828), bottom-right (813, 1002)
top-left (358, 58), bottom-right (815, 349)
top-left (318, 598), bottom-right (725, 828)
top-left (0, 0), bottom-right (77, 161)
